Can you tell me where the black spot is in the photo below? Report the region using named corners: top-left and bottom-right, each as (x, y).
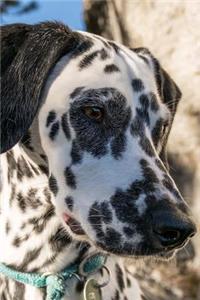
top-left (116, 264), bottom-right (125, 292)
top-left (155, 158), bottom-right (165, 172)
top-left (17, 156), bottom-right (33, 181)
top-left (29, 207), bottom-right (55, 234)
top-left (123, 226), bottom-right (135, 238)
top-left (71, 39), bottom-right (94, 58)
top-left (49, 226), bottom-right (71, 252)
top-left (16, 193), bottom-right (26, 212)
top-left (139, 94), bottom-right (149, 109)
top-left (48, 174), bottom-right (58, 196)
top-left (71, 140), bottom-right (82, 164)
top-left (130, 116), bottom-right (144, 137)
top-left (70, 86), bottom-right (84, 99)
top-left (79, 50), bottom-right (99, 69)
top-left (132, 79), bottom-right (144, 92)
top-left (111, 189), bottom-right (137, 224)
top-left (88, 202), bottom-right (104, 239)
top-left (18, 247), bottom-right (42, 271)
top-left (26, 188), bottom-right (42, 209)
top-left (39, 164), bottom-right (49, 176)
top-left (108, 41), bottom-right (120, 53)
top-left (13, 282), bottom-right (25, 300)
top-left (65, 196), bottom-right (74, 211)
top-left (111, 133), bottom-right (127, 159)
top-left (112, 289), bottom-right (120, 300)
top-left (100, 48), bottom-right (109, 60)
top-left (43, 187), bottom-right (51, 204)
top-left (9, 184), bottom-right (16, 204)
top-left (136, 107), bottom-right (149, 125)
top-left (61, 113), bottom-right (71, 140)
top-left (104, 64), bottom-right (120, 73)
top-left (46, 110), bottom-right (56, 127)
top-left (64, 167), bottom-right (76, 189)
top-left (104, 227), bottom-right (122, 248)
top-left (100, 201), bottom-right (113, 224)
top-left (126, 277), bottom-right (131, 287)
top-left (139, 136), bottom-right (155, 157)
top-left (13, 234), bottom-right (29, 247)
top-left (5, 222), bottom-right (11, 234)
top-left (152, 118), bottom-right (163, 148)
top-left (140, 159), bottom-right (159, 184)
top-left (49, 121), bottom-right (60, 140)
top-left (149, 92), bottom-right (159, 112)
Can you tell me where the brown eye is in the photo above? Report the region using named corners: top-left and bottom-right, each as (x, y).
top-left (83, 106), bottom-right (104, 122)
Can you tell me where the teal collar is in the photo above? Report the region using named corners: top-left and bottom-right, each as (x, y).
top-left (0, 253), bottom-right (107, 300)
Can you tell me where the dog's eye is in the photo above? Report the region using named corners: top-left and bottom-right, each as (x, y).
top-left (83, 106), bottom-right (104, 122)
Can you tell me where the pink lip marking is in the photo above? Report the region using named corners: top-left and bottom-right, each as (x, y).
top-left (63, 212), bottom-right (71, 223)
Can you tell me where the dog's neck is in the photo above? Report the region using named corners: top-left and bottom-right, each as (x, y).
top-left (0, 135), bottom-right (92, 274)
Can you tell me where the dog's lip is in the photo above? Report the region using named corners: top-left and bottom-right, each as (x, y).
top-left (63, 213), bottom-right (86, 235)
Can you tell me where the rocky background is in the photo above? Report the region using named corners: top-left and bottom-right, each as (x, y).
top-left (84, 1), bottom-right (200, 299)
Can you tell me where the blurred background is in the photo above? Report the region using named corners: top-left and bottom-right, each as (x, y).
top-left (1, 0), bottom-right (200, 299)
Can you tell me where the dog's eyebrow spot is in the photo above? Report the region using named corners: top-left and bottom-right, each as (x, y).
top-left (104, 64), bottom-right (120, 73)
top-left (49, 121), bottom-right (60, 141)
top-left (64, 166), bottom-right (76, 189)
top-left (48, 174), bottom-right (58, 196)
top-left (61, 113), bottom-right (71, 140)
top-left (132, 79), bottom-right (144, 92)
top-left (46, 111), bottom-right (56, 127)
top-left (65, 196), bottom-right (74, 211)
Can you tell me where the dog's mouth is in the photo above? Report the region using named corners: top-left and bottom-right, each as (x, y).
top-left (62, 213), bottom-right (188, 260)
top-left (63, 213), bottom-right (86, 235)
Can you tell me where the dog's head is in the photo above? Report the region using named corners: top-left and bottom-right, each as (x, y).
top-left (1, 22), bottom-right (196, 258)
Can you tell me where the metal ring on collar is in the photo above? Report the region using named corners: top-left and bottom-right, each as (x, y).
top-left (93, 266), bottom-right (110, 289)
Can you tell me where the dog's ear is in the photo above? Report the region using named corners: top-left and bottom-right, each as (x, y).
top-left (133, 47), bottom-right (182, 167)
top-left (0, 22), bottom-right (79, 154)
top-left (133, 47), bottom-right (182, 115)
top-left (153, 57), bottom-right (182, 167)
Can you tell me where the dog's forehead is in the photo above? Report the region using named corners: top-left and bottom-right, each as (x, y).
top-left (43, 34), bottom-right (156, 104)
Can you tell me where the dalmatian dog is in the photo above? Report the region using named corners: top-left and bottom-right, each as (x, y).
top-left (0, 22), bottom-right (196, 300)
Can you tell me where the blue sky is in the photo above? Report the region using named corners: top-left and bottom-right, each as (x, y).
top-left (1, 0), bottom-right (84, 30)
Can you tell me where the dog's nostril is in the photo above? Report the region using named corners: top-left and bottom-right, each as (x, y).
top-left (154, 227), bottom-right (181, 246)
top-left (151, 211), bottom-right (197, 249)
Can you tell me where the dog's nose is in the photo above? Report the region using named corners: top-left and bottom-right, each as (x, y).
top-left (152, 211), bottom-right (196, 249)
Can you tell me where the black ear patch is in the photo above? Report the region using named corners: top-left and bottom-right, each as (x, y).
top-left (0, 22), bottom-right (80, 153)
